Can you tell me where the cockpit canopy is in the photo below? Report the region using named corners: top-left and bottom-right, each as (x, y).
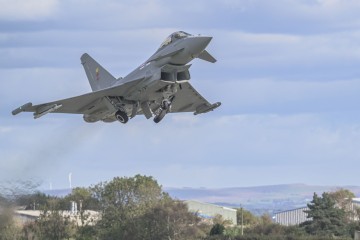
top-left (159, 31), bottom-right (192, 49)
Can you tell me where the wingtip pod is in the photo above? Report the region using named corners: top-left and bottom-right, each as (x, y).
top-left (194, 102), bottom-right (221, 115)
top-left (12, 102), bottom-right (32, 115)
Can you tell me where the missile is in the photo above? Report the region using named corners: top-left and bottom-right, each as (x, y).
top-left (12, 102), bottom-right (33, 115)
top-left (33, 104), bottom-right (62, 119)
top-left (194, 102), bottom-right (221, 115)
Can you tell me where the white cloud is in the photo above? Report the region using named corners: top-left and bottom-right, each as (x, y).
top-left (0, 0), bottom-right (59, 21)
top-left (215, 30), bottom-right (360, 68)
top-left (198, 76), bottom-right (360, 116)
top-left (211, 0), bottom-right (360, 33)
top-left (0, 127), bottom-right (12, 133)
top-left (92, 113), bottom-right (360, 187)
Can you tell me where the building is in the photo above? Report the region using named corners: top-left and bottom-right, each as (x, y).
top-left (14, 209), bottom-right (100, 226)
top-left (273, 207), bottom-right (309, 226)
top-left (351, 198), bottom-right (360, 213)
top-left (15, 210), bottom-right (40, 225)
top-left (184, 200), bottom-right (237, 225)
top-left (274, 198), bottom-right (360, 226)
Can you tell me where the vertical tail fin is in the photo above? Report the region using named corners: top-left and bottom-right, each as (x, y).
top-left (81, 53), bottom-right (117, 91)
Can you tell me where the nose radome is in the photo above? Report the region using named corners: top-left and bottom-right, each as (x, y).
top-left (197, 36), bottom-right (212, 46)
top-left (189, 36), bottom-right (213, 55)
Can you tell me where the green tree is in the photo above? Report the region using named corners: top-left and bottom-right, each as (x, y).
top-left (63, 187), bottom-right (100, 211)
top-left (0, 196), bottom-right (13, 231)
top-left (212, 214), bottom-right (232, 227)
top-left (92, 174), bottom-right (168, 239)
top-left (329, 188), bottom-right (356, 222)
top-left (74, 224), bottom-right (97, 240)
top-left (16, 192), bottom-right (54, 210)
top-left (60, 187), bottom-right (100, 234)
top-left (139, 199), bottom-right (206, 240)
top-left (210, 223), bottom-right (225, 236)
top-left (301, 192), bottom-right (348, 237)
top-left (246, 214), bottom-right (285, 236)
top-left (236, 208), bottom-right (258, 226)
top-left (0, 196), bottom-right (23, 240)
top-left (22, 209), bottom-right (75, 240)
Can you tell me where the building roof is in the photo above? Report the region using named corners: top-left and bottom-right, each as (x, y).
top-left (16, 210), bottom-right (41, 218)
top-left (14, 210), bottom-right (100, 226)
top-left (275, 197), bottom-right (360, 215)
top-left (184, 200), bottom-right (237, 212)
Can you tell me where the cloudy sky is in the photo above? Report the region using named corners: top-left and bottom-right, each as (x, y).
top-left (1, 0), bottom-right (360, 190)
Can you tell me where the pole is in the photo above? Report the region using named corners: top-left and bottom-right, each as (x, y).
top-left (241, 205), bottom-right (244, 236)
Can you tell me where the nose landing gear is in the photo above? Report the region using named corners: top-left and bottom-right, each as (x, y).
top-left (154, 99), bottom-right (172, 123)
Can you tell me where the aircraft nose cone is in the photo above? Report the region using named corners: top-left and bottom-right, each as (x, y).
top-left (197, 36), bottom-right (212, 47)
top-left (190, 36), bottom-right (213, 55)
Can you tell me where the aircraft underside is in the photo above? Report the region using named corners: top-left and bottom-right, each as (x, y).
top-left (83, 80), bottom-right (181, 124)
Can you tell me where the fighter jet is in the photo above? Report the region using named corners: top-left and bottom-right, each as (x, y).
top-left (12, 31), bottom-right (221, 124)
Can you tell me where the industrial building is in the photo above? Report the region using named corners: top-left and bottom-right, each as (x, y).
top-left (274, 198), bottom-right (360, 226)
top-left (184, 200), bottom-right (237, 225)
top-left (351, 198), bottom-right (360, 216)
top-left (273, 207), bottom-right (309, 226)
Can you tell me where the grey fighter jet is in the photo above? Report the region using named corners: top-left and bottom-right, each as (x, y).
top-left (12, 31), bottom-right (221, 124)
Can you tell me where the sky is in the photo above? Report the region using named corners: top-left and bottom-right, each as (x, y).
top-left (1, 0), bottom-right (360, 190)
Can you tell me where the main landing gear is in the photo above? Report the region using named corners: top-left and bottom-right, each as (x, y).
top-left (154, 99), bottom-right (171, 123)
top-left (115, 110), bottom-right (128, 124)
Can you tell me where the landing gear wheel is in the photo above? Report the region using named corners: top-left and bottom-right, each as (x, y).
top-left (115, 110), bottom-right (128, 124)
top-left (154, 110), bottom-right (166, 123)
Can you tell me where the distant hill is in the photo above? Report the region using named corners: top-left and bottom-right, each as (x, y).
top-left (43, 184), bottom-right (360, 215)
top-left (164, 184), bottom-right (360, 215)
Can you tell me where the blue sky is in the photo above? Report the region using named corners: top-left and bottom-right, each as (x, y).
top-left (1, 0), bottom-right (360, 190)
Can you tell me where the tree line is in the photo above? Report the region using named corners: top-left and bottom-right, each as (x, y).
top-left (1, 175), bottom-right (360, 240)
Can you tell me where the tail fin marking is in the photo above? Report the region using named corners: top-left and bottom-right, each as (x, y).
top-left (81, 53), bottom-right (117, 91)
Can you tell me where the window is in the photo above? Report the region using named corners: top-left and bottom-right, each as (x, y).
top-left (174, 31), bottom-right (191, 39)
top-left (159, 32), bottom-right (191, 49)
top-left (160, 36), bottom-right (172, 48)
